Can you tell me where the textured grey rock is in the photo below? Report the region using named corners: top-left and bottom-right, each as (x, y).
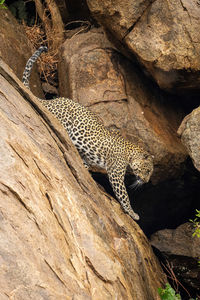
top-left (178, 106), bottom-right (200, 172)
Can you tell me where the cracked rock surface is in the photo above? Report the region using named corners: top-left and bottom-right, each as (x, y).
top-left (86, 0), bottom-right (200, 93)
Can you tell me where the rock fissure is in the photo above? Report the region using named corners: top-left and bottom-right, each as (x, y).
top-left (46, 195), bottom-right (70, 236)
top-left (179, 0), bottom-right (191, 24)
top-left (33, 158), bottom-right (51, 181)
top-left (183, 26), bottom-right (195, 53)
top-left (86, 98), bottom-right (128, 108)
top-left (85, 256), bottom-right (113, 284)
top-left (8, 143), bottom-right (29, 168)
top-left (0, 182), bottom-right (33, 214)
top-left (123, 0), bottom-right (156, 40)
top-left (44, 259), bottom-right (67, 288)
top-left (45, 192), bottom-right (54, 211)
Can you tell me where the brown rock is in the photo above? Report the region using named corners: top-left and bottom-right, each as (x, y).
top-left (58, 28), bottom-right (187, 183)
top-left (86, 0), bottom-right (150, 40)
top-left (0, 9), bottom-right (44, 98)
top-left (42, 82), bottom-right (59, 95)
top-left (150, 223), bottom-right (200, 293)
top-left (150, 223), bottom-right (200, 258)
top-left (0, 59), bottom-right (167, 299)
top-left (86, 0), bottom-right (200, 93)
top-left (178, 106), bottom-right (200, 172)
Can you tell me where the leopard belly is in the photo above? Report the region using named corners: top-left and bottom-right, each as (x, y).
top-left (69, 130), bottom-right (107, 169)
top-left (41, 97), bottom-right (110, 169)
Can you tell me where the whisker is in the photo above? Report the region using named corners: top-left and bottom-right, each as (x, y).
top-left (129, 178), bottom-right (143, 190)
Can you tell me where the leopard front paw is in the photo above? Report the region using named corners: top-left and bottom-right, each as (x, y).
top-left (127, 209), bottom-right (140, 221)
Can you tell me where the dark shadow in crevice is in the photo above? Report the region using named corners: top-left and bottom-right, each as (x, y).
top-left (91, 158), bottom-right (200, 237)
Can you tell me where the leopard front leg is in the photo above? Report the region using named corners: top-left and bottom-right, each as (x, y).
top-left (107, 163), bottom-right (140, 221)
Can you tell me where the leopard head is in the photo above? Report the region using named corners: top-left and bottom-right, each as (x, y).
top-left (129, 151), bottom-right (154, 184)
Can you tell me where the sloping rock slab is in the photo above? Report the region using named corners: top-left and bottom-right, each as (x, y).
top-left (0, 59), bottom-right (166, 299)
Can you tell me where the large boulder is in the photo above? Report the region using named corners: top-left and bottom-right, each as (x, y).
top-left (86, 0), bottom-right (150, 40)
top-left (0, 9), bottom-right (44, 97)
top-left (58, 28), bottom-right (187, 183)
top-left (178, 106), bottom-right (200, 172)
top-left (151, 222), bottom-right (200, 258)
top-left (0, 58), bottom-right (167, 299)
top-left (86, 0), bottom-right (200, 93)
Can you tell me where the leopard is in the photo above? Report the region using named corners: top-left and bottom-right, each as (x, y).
top-left (22, 46), bottom-right (154, 221)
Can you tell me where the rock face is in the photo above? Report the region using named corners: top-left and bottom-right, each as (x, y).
top-left (151, 223), bottom-right (200, 258)
top-left (86, 0), bottom-right (200, 93)
top-left (85, 0), bottom-right (150, 40)
top-left (0, 59), bottom-right (167, 299)
top-left (0, 9), bottom-right (44, 98)
top-left (58, 28), bottom-right (186, 183)
top-left (178, 106), bottom-right (200, 172)
top-left (150, 223), bottom-right (200, 293)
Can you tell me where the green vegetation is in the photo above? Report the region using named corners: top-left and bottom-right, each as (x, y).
top-left (190, 209), bottom-right (200, 266)
top-left (0, 0), bottom-right (7, 9)
top-left (158, 283), bottom-right (181, 300)
top-left (190, 209), bottom-right (200, 238)
top-left (158, 283), bottom-right (198, 300)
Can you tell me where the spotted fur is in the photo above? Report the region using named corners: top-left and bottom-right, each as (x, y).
top-left (22, 46), bottom-right (48, 88)
top-left (22, 46), bottom-right (154, 220)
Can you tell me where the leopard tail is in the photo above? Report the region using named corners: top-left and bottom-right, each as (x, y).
top-left (22, 46), bottom-right (48, 89)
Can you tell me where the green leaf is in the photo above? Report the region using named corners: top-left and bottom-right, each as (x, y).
top-left (158, 283), bottom-right (181, 300)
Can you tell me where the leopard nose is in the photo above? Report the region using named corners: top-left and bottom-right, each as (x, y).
top-left (136, 176), bottom-right (144, 185)
top-left (129, 176), bottom-right (144, 189)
